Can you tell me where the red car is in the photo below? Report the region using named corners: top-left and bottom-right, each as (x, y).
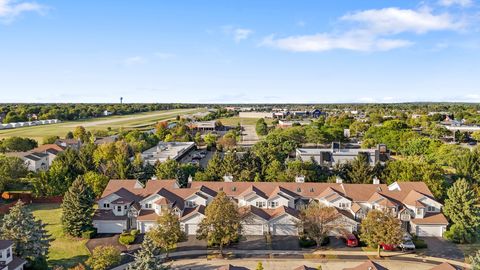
top-left (345, 234), bottom-right (358, 247)
top-left (380, 243), bottom-right (396, 251)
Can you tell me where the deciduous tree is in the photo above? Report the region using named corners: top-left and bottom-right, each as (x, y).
top-left (147, 211), bottom-right (185, 258)
top-left (197, 192), bottom-right (241, 256)
top-left (360, 210), bottom-right (403, 257)
top-left (86, 246), bottom-right (121, 270)
top-left (297, 202), bottom-right (340, 247)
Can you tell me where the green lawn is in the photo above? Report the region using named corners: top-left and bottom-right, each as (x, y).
top-left (217, 116), bottom-right (274, 126)
top-left (0, 108), bottom-right (205, 142)
top-left (28, 203), bottom-right (90, 268)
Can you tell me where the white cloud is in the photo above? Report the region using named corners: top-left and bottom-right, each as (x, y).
top-left (223, 26), bottom-right (253, 42)
top-left (341, 7), bottom-right (463, 34)
top-left (0, 0), bottom-right (46, 23)
top-left (261, 31), bottom-right (413, 52)
top-left (438, 0), bottom-right (473, 7)
top-left (123, 56), bottom-right (146, 66)
top-left (233, 28), bottom-right (253, 42)
top-left (154, 52), bottom-right (175, 59)
top-left (261, 7), bottom-right (464, 53)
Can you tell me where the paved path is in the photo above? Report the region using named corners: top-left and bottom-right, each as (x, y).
top-left (113, 249), bottom-right (471, 270)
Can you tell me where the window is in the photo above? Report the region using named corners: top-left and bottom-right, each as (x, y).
top-left (269, 201), bottom-right (278, 208)
top-left (310, 188), bottom-right (314, 192)
top-left (0, 251), bottom-right (2, 258)
top-left (6, 248), bottom-right (11, 258)
top-left (124, 205), bottom-right (128, 210)
top-left (103, 203), bottom-right (110, 208)
top-left (117, 206), bottom-right (122, 212)
top-left (339, 203), bottom-right (349, 209)
top-left (231, 186), bottom-right (237, 191)
top-left (297, 187), bottom-right (302, 192)
top-left (255, 201), bottom-right (266, 208)
top-left (416, 208), bottom-right (422, 215)
top-left (186, 201), bottom-right (196, 208)
top-left (427, 206), bottom-right (435, 212)
top-left (144, 203), bottom-right (152, 209)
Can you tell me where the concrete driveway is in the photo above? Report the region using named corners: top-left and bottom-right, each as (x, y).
top-left (235, 235), bottom-right (268, 250)
top-left (421, 237), bottom-right (464, 261)
top-left (176, 236), bottom-right (207, 252)
top-left (272, 236), bottom-right (300, 250)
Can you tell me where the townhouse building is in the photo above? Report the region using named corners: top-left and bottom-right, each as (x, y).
top-left (0, 240), bottom-right (26, 270)
top-left (93, 177), bottom-right (448, 237)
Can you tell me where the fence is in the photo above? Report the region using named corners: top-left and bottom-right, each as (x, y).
top-left (0, 193), bottom-right (63, 214)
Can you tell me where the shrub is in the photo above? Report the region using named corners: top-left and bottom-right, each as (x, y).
top-left (413, 238), bottom-right (428, 249)
top-left (86, 246), bottom-right (121, 270)
top-left (82, 228), bottom-right (97, 239)
top-left (130, 229), bottom-right (140, 236)
top-left (119, 233), bottom-right (135, 245)
top-left (299, 236), bottom-right (317, 248)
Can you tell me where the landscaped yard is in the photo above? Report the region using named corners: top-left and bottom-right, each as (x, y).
top-left (28, 203), bottom-right (90, 268)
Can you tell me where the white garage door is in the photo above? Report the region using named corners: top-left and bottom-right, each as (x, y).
top-left (95, 221), bottom-right (126, 234)
top-left (243, 224), bottom-right (263, 235)
top-left (185, 224), bottom-right (199, 235)
top-left (416, 225), bottom-right (442, 237)
top-left (273, 224), bottom-right (297, 236)
top-left (139, 222), bottom-right (156, 233)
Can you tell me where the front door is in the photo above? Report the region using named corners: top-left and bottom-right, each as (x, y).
top-left (128, 217), bottom-right (137, 230)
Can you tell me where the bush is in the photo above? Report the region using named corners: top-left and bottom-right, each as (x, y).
top-left (119, 233), bottom-right (135, 245)
top-left (130, 229), bottom-right (140, 236)
top-left (82, 228), bottom-right (97, 239)
top-left (299, 236), bottom-right (329, 248)
top-left (413, 238), bottom-right (428, 249)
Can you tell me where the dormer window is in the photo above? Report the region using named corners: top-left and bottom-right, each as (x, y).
top-left (103, 203), bottom-right (110, 208)
top-left (269, 201), bottom-right (278, 208)
top-left (231, 186), bottom-right (236, 191)
top-left (255, 201), bottom-right (266, 208)
top-left (310, 188), bottom-right (314, 192)
top-left (144, 203), bottom-right (152, 209)
top-left (297, 187), bottom-right (302, 192)
top-left (427, 206), bottom-right (435, 212)
top-left (186, 201), bottom-right (196, 208)
top-left (416, 208), bottom-right (422, 215)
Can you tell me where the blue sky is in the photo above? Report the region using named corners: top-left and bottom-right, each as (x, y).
top-left (1, 0), bottom-right (479, 103)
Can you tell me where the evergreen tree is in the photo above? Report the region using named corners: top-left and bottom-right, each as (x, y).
top-left (346, 155), bottom-right (375, 184)
top-left (443, 179), bottom-right (480, 243)
top-left (61, 177), bottom-right (96, 237)
top-left (0, 201), bottom-right (51, 264)
top-left (127, 234), bottom-right (168, 270)
top-left (222, 152), bottom-right (241, 179)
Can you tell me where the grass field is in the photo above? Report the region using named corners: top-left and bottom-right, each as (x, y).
top-left (217, 116), bottom-right (274, 126)
top-left (0, 108), bottom-right (205, 142)
top-left (28, 203), bottom-right (90, 268)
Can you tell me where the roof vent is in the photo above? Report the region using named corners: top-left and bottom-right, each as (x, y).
top-left (223, 174), bottom-right (233, 182)
top-left (336, 176), bottom-right (343, 184)
top-left (295, 175), bottom-right (305, 183)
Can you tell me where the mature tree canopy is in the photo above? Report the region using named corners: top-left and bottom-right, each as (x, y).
top-left (0, 136), bottom-right (37, 152)
top-left (61, 177), bottom-right (96, 237)
top-left (443, 179), bottom-right (480, 243)
top-left (360, 210), bottom-right (403, 257)
top-left (297, 202), bottom-right (340, 247)
top-left (147, 211), bottom-right (185, 258)
top-left (127, 234), bottom-right (169, 270)
top-left (86, 246), bottom-right (121, 270)
top-left (197, 191), bottom-right (241, 255)
top-left (0, 201), bottom-right (51, 264)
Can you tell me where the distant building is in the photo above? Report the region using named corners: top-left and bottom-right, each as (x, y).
top-left (140, 141), bottom-right (196, 165)
top-left (239, 112), bottom-right (274, 118)
top-left (277, 120), bottom-right (311, 128)
top-left (94, 135), bottom-right (119, 145)
top-left (296, 143), bottom-right (389, 167)
top-left (5, 144), bottom-right (65, 172)
top-left (55, 139), bottom-right (82, 150)
top-left (0, 240), bottom-right (26, 270)
top-left (187, 121), bottom-right (216, 131)
top-left (103, 110), bottom-right (113, 116)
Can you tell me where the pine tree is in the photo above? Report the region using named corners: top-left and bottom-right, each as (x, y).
top-left (0, 200), bottom-right (51, 263)
top-left (127, 234), bottom-right (168, 270)
top-left (61, 177), bottom-right (96, 237)
top-left (222, 152), bottom-right (241, 179)
top-left (443, 179), bottom-right (480, 243)
top-left (346, 155), bottom-right (374, 184)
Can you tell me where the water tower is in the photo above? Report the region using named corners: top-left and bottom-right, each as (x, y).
top-left (120, 97), bottom-right (123, 104)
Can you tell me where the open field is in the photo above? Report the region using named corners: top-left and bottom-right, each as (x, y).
top-left (28, 203), bottom-right (90, 268)
top-left (0, 108), bottom-right (205, 142)
top-left (217, 116), bottom-right (274, 126)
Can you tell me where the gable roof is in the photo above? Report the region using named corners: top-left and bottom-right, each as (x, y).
top-left (411, 213), bottom-right (449, 225)
top-left (343, 260), bottom-right (389, 270)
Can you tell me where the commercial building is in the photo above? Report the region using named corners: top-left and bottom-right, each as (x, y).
top-left (140, 142), bottom-right (196, 165)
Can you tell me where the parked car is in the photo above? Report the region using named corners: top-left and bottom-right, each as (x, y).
top-left (344, 234), bottom-right (358, 247)
top-left (468, 141), bottom-right (477, 146)
top-left (190, 160), bottom-right (200, 165)
top-left (380, 243), bottom-right (396, 251)
top-left (399, 240), bottom-right (416, 251)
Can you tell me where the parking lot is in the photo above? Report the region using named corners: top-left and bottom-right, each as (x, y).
top-left (180, 149), bottom-right (214, 168)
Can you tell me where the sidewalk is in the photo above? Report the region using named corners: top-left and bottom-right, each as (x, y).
top-left (112, 248), bottom-right (472, 270)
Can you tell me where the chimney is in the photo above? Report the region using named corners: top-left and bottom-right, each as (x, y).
top-left (336, 176), bottom-right (343, 184)
top-left (373, 177), bottom-right (380, 185)
top-left (295, 175), bottom-right (305, 183)
top-left (223, 174), bottom-right (233, 182)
